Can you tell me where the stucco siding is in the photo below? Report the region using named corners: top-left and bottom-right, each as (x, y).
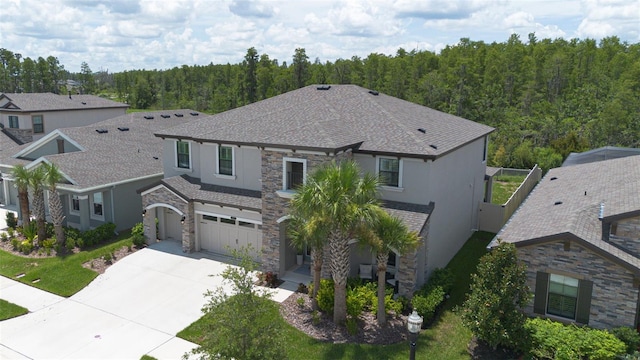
top-left (162, 139), bottom-right (201, 179)
top-left (198, 144), bottom-right (261, 190)
top-left (421, 138), bottom-right (486, 280)
top-left (112, 176), bottom-right (163, 231)
top-left (519, 241), bottom-right (638, 329)
top-left (26, 108), bottom-right (126, 141)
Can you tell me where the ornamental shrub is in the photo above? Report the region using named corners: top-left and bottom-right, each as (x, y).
top-left (316, 279), bottom-right (335, 314)
top-left (5, 212), bottom-right (17, 229)
top-left (411, 285), bottom-right (445, 324)
top-left (611, 326), bottom-right (640, 355)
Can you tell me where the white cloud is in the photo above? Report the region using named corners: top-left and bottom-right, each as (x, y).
top-left (229, 0), bottom-right (276, 18)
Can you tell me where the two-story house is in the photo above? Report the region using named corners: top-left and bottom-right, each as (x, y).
top-left (140, 85), bottom-right (494, 295)
top-left (0, 93), bottom-right (128, 144)
top-left (492, 155), bottom-right (640, 329)
top-left (0, 110), bottom-right (202, 231)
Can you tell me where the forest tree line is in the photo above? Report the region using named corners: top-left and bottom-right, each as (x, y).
top-left (1, 34), bottom-right (639, 171)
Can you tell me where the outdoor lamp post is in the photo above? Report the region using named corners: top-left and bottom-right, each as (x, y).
top-left (407, 310), bottom-right (423, 360)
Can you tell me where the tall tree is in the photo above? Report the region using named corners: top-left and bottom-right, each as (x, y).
top-left (12, 165), bottom-right (31, 229)
top-left (367, 210), bottom-right (420, 325)
top-left (43, 163), bottom-right (65, 251)
top-left (243, 47), bottom-right (259, 103)
top-left (292, 48), bottom-right (310, 88)
top-left (79, 61), bottom-right (95, 94)
top-left (293, 160), bottom-right (380, 324)
top-left (28, 166), bottom-right (47, 247)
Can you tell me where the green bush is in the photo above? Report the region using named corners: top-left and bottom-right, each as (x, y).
top-left (611, 327), bottom-right (640, 354)
top-left (7, 227), bottom-right (15, 239)
top-left (411, 285), bottom-right (445, 323)
top-left (131, 222), bottom-right (144, 236)
top-left (132, 234), bottom-right (146, 248)
top-left (5, 212), bottom-right (17, 229)
top-left (316, 279), bottom-right (334, 314)
top-left (42, 238), bottom-right (55, 250)
top-left (19, 240), bottom-right (33, 254)
top-left (65, 237), bottom-right (76, 252)
top-left (1, 232), bottom-right (8, 242)
top-left (425, 267), bottom-right (455, 294)
top-left (525, 318), bottom-right (626, 360)
top-left (78, 223), bottom-right (116, 249)
top-left (11, 237), bottom-right (19, 250)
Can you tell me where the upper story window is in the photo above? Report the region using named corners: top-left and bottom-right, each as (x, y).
top-left (176, 140), bottom-right (191, 169)
top-left (92, 192), bottom-right (103, 218)
top-left (285, 159), bottom-right (305, 190)
top-left (217, 145), bottom-right (234, 176)
top-left (8, 115), bottom-right (18, 129)
top-left (378, 157), bottom-right (401, 187)
top-left (32, 115), bottom-right (44, 134)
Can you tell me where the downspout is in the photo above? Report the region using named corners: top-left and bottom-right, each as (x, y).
top-left (110, 185), bottom-right (116, 231)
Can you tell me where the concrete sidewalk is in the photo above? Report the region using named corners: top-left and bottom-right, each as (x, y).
top-left (0, 241), bottom-right (296, 359)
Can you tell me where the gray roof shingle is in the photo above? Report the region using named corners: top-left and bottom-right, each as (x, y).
top-left (382, 200), bottom-right (434, 234)
top-left (18, 110), bottom-right (200, 190)
top-left (155, 85), bottom-right (494, 159)
top-left (1, 93), bottom-right (128, 112)
top-left (494, 155), bottom-right (640, 272)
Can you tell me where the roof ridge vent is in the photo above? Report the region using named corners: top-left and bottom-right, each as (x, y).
top-left (316, 85), bottom-right (331, 90)
top-left (95, 129), bottom-right (108, 134)
top-left (368, 90), bottom-right (379, 96)
top-left (174, 113), bottom-right (184, 117)
top-left (143, 115), bottom-right (154, 120)
top-left (417, 128), bottom-right (426, 134)
top-left (161, 114), bottom-right (170, 118)
top-left (117, 127), bottom-right (129, 131)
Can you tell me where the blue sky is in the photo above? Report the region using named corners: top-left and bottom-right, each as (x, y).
top-left (0, 0), bottom-right (638, 73)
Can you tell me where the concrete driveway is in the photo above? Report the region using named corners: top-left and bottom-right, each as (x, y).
top-left (0, 241), bottom-right (295, 359)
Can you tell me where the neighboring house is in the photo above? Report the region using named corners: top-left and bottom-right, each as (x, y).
top-left (562, 146), bottom-right (640, 167)
top-left (491, 155), bottom-right (640, 329)
top-left (140, 85), bottom-right (494, 296)
top-left (0, 110), bottom-right (202, 232)
top-left (0, 93), bottom-right (128, 144)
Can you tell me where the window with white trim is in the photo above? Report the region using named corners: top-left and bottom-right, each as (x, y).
top-left (70, 195), bottom-right (80, 214)
top-left (176, 140), bottom-right (190, 169)
top-left (92, 192), bottom-right (103, 217)
top-left (547, 274), bottom-right (579, 319)
top-left (378, 157), bottom-right (401, 187)
top-left (533, 271), bottom-right (593, 324)
top-left (8, 115), bottom-right (18, 129)
top-left (32, 115), bottom-right (44, 134)
top-left (217, 145), bottom-right (234, 176)
top-left (284, 158), bottom-right (306, 190)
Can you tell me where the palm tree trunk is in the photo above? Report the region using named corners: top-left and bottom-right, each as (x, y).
top-left (18, 189), bottom-right (30, 229)
top-left (48, 189), bottom-right (65, 252)
top-left (310, 247), bottom-right (323, 311)
top-left (32, 189), bottom-right (46, 248)
top-left (329, 230), bottom-right (350, 324)
top-left (376, 252), bottom-right (389, 325)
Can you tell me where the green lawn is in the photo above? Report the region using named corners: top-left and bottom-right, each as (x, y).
top-left (0, 231), bottom-right (134, 297)
top-left (0, 299), bottom-right (28, 320)
top-left (491, 175), bottom-right (526, 205)
top-left (179, 232), bottom-right (494, 360)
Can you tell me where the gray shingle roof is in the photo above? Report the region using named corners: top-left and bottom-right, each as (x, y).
top-left (494, 155), bottom-right (640, 272)
top-left (0, 93), bottom-right (128, 112)
top-left (382, 200), bottom-right (434, 234)
top-left (157, 175), bottom-right (262, 211)
top-left (562, 146), bottom-right (640, 167)
top-left (155, 85), bottom-right (494, 159)
top-left (21, 110), bottom-right (200, 190)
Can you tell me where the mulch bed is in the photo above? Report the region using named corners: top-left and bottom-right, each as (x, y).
top-left (279, 292), bottom-right (407, 345)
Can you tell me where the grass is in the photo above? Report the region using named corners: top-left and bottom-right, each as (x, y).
top-left (491, 174), bottom-right (526, 205)
top-left (0, 230), bottom-right (133, 297)
top-left (0, 299), bottom-right (28, 320)
top-left (178, 231), bottom-right (494, 360)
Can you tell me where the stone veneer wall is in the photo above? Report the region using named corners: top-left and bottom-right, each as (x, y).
top-left (518, 240), bottom-right (638, 329)
top-left (4, 128), bottom-right (33, 144)
top-left (141, 187), bottom-right (194, 253)
top-left (610, 216), bottom-right (640, 257)
top-left (397, 220), bottom-right (430, 297)
top-left (260, 150), bottom-right (351, 275)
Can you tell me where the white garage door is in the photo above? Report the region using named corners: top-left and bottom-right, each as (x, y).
top-left (199, 214), bottom-right (262, 260)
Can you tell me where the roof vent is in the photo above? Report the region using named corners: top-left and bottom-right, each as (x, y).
top-left (417, 128), bottom-right (426, 134)
top-left (143, 115), bottom-right (154, 120)
top-left (190, 112), bottom-right (199, 116)
top-left (153, 156), bottom-right (158, 160)
top-left (429, 144), bottom-right (438, 150)
top-left (550, 176), bottom-right (558, 181)
top-left (316, 85), bottom-right (331, 90)
top-left (368, 90), bottom-right (379, 96)
top-left (81, 102), bottom-right (87, 105)
top-left (174, 113), bottom-right (184, 117)
top-left (161, 114), bottom-right (170, 118)
top-left (599, 202), bottom-right (605, 219)
top-left (95, 129), bottom-right (108, 134)
top-left (554, 201), bottom-right (563, 205)
top-left (117, 127), bottom-right (129, 132)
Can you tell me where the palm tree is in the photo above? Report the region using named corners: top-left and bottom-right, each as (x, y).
top-left (12, 164), bottom-right (31, 229)
top-left (290, 160), bottom-right (380, 324)
top-left (28, 166), bottom-right (47, 247)
top-left (368, 209), bottom-right (420, 325)
top-left (43, 163), bottom-right (65, 251)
